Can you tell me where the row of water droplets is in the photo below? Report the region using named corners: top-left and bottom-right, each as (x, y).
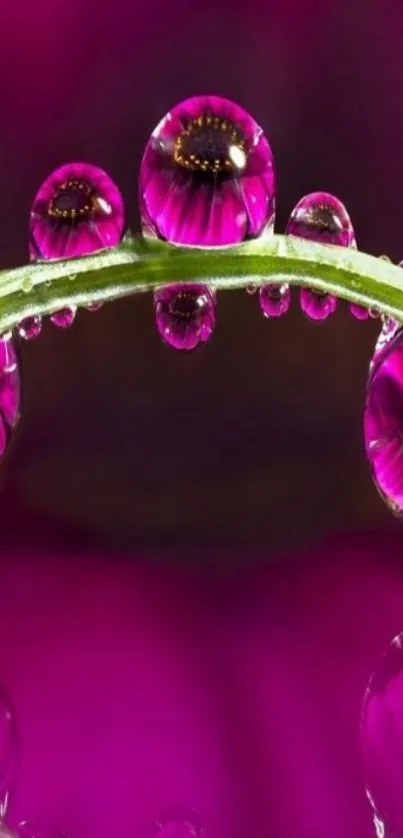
top-left (13, 94), bottom-right (386, 350)
top-left (2, 94), bottom-right (402, 511)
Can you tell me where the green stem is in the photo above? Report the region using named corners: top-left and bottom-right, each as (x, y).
top-left (1, 234), bottom-right (402, 333)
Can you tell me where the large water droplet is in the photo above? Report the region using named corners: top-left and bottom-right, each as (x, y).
top-left (364, 321), bottom-right (403, 513)
top-left (362, 632), bottom-right (403, 838)
top-left (139, 95), bottom-right (275, 246)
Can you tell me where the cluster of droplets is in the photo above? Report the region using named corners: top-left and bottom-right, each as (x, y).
top-left (21, 95), bottom-right (371, 355)
top-left (4, 93), bottom-right (401, 515)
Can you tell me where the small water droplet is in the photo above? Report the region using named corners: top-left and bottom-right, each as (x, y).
top-left (68, 273), bottom-right (77, 282)
top-left (349, 302), bottom-right (369, 320)
top-left (259, 283), bottom-right (291, 318)
top-left (286, 191), bottom-right (355, 247)
top-left (379, 254), bottom-right (392, 262)
top-left (154, 282), bottom-right (216, 351)
top-left (300, 288), bottom-right (337, 321)
top-left (369, 305), bottom-right (381, 319)
top-left (21, 277), bottom-right (33, 294)
top-left (50, 307), bottom-right (76, 329)
top-left (246, 284), bottom-right (258, 295)
top-left (17, 316), bottom-right (42, 341)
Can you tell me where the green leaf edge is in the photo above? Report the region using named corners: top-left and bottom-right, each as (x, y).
top-left (1, 234), bottom-right (402, 333)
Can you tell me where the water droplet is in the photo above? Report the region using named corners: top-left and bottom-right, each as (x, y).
top-left (362, 632), bottom-right (403, 838)
top-left (370, 305), bottom-right (382, 320)
top-left (379, 254), bottom-right (392, 262)
top-left (21, 277), bottom-right (33, 294)
top-left (300, 288), bottom-right (337, 321)
top-left (259, 283), bottom-right (291, 318)
top-left (139, 95), bottom-right (275, 246)
top-left (286, 191), bottom-right (355, 247)
top-left (349, 302), bottom-right (369, 320)
top-left (17, 316), bottom-right (42, 341)
top-left (364, 321), bottom-right (403, 512)
top-left (0, 689), bottom-right (19, 819)
top-left (29, 162), bottom-right (125, 261)
top-left (154, 282), bottom-right (216, 350)
top-left (246, 284), bottom-right (258, 296)
top-left (68, 273), bottom-right (77, 282)
top-left (50, 307), bottom-right (76, 329)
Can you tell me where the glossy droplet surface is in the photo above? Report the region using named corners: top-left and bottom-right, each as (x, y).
top-left (0, 338), bottom-right (21, 463)
top-left (139, 95), bottom-right (275, 246)
top-left (287, 192), bottom-right (354, 322)
top-left (0, 690), bottom-right (18, 817)
top-left (17, 316), bottom-right (42, 341)
top-left (361, 632), bottom-right (403, 838)
top-left (154, 283), bottom-right (216, 350)
top-left (300, 288), bottom-right (337, 321)
top-left (29, 162), bottom-right (125, 261)
top-left (286, 190), bottom-right (355, 247)
top-left (350, 302), bottom-right (369, 320)
top-left (364, 323), bottom-right (403, 513)
top-left (50, 307), bottom-right (76, 329)
top-left (259, 283), bottom-right (291, 318)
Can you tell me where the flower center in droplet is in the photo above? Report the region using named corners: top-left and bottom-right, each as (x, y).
top-left (174, 114), bottom-right (246, 174)
top-left (303, 204), bottom-right (343, 235)
top-left (49, 179), bottom-right (95, 221)
top-left (169, 290), bottom-right (201, 320)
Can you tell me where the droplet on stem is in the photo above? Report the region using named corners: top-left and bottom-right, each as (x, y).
top-left (259, 283), bottom-right (291, 318)
top-left (154, 282), bottom-right (216, 350)
top-left (17, 316), bottom-right (42, 341)
top-left (50, 307), bottom-right (76, 329)
top-left (29, 162), bottom-right (125, 261)
top-left (286, 191), bottom-right (355, 321)
top-left (139, 95), bottom-right (275, 246)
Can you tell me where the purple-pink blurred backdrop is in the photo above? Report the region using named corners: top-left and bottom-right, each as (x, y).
top-left (1, 2), bottom-right (403, 838)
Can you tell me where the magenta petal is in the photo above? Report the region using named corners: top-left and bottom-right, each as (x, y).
top-left (139, 95), bottom-right (275, 246)
top-left (29, 162), bottom-right (125, 261)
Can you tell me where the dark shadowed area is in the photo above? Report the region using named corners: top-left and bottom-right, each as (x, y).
top-left (0, 2), bottom-right (402, 838)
